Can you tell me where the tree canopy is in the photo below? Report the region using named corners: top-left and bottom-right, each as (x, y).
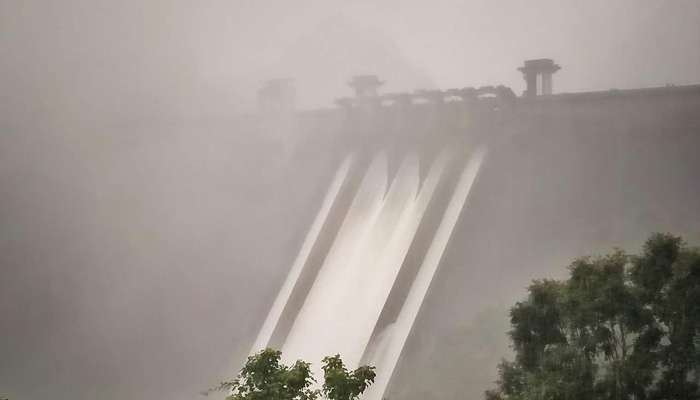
top-left (208, 349), bottom-right (375, 400)
top-left (487, 233), bottom-right (700, 400)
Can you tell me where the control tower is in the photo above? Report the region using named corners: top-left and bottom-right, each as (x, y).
top-left (348, 75), bottom-right (384, 98)
top-left (518, 59), bottom-right (561, 97)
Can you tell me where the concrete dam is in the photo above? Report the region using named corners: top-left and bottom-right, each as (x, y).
top-left (247, 60), bottom-right (700, 400)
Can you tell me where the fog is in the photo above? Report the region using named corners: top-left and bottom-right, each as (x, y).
top-left (1, 1), bottom-right (700, 400)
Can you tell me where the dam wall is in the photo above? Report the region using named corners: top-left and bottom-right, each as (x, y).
top-left (249, 69), bottom-right (700, 400)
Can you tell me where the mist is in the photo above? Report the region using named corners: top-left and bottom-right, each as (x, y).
top-left (1, 1), bottom-right (700, 400)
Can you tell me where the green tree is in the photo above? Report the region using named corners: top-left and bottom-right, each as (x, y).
top-left (321, 355), bottom-right (376, 400)
top-left (630, 233), bottom-right (700, 399)
top-left (208, 349), bottom-right (375, 400)
top-left (486, 233), bottom-right (700, 400)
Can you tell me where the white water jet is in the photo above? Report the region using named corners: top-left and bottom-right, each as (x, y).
top-left (363, 147), bottom-right (486, 400)
top-left (251, 155), bottom-right (354, 353)
top-left (281, 153), bottom-right (388, 369)
top-left (325, 154), bottom-right (420, 368)
top-left (251, 146), bottom-right (486, 400)
top-left (351, 151), bottom-right (451, 366)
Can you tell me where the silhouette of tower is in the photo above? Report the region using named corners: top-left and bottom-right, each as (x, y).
top-left (258, 78), bottom-right (296, 115)
top-left (518, 59), bottom-right (561, 97)
top-left (348, 75), bottom-right (383, 98)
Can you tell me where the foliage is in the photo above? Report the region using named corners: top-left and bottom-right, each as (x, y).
top-left (321, 355), bottom-right (376, 400)
top-left (207, 349), bottom-right (375, 400)
top-left (486, 233), bottom-right (700, 400)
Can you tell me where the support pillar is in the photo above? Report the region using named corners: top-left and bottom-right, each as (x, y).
top-left (542, 73), bottom-right (553, 95)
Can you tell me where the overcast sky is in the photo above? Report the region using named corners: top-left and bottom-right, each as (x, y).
top-left (219, 0), bottom-right (700, 94)
top-left (2, 0), bottom-right (699, 114)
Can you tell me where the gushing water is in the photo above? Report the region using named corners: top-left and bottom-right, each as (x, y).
top-left (252, 155), bottom-right (354, 353)
top-left (254, 147), bottom-right (486, 399)
top-left (363, 147), bottom-right (486, 400)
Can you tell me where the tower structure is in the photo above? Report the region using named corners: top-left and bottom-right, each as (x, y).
top-left (258, 78), bottom-right (296, 114)
top-left (349, 75), bottom-right (384, 98)
top-left (518, 59), bottom-right (561, 97)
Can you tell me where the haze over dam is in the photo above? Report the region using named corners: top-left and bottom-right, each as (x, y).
top-left (250, 67), bottom-right (700, 400)
top-left (2, 2), bottom-right (700, 399)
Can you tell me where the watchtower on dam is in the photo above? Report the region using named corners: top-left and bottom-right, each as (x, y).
top-left (249, 59), bottom-right (700, 400)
